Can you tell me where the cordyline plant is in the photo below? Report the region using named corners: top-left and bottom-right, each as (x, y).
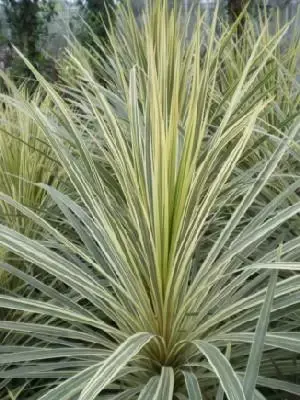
top-left (63, 2), bottom-right (300, 238)
top-left (0, 1), bottom-right (300, 399)
top-left (0, 81), bottom-right (63, 289)
top-left (215, 8), bottom-right (300, 245)
top-left (62, 2), bottom-right (300, 257)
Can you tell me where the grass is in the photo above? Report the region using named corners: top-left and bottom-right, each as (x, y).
top-left (0, 1), bottom-right (299, 399)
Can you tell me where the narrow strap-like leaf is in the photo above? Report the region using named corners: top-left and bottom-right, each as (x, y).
top-left (210, 332), bottom-right (300, 354)
top-left (137, 376), bottom-right (160, 400)
top-left (79, 332), bottom-right (154, 400)
top-left (193, 341), bottom-right (246, 400)
top-left (137, 367), bottom-right (174, 400)
top-left (183, 371), bottom-right (203, 399)
top-left (39, 364), bottom-right (99, 400)
top-left (243, 271), bottom-right (278, 399)
top-left (154, 367), bottom-right (174, 400)
top-left (105, 387), bottom-right (142, 399)
top-left (256, 376), bottom-right (300, 396)
top-left (0, 321), bottom-right (105, 345)
top-left (238, 374), bottom-right (300, 397)
top-left (216, 344), bottom-right (231, 400)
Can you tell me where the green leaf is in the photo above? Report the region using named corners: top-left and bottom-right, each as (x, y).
top-left (137, 367), bottom-right (175, 400)
top-left (255, 376), bottom-right (300, 396)
top-left (216, 344), bottom-right (231, 400)
top-left (153, 367), bottom-right (174, 400)
top-left (0, 321), bottom-right (106, 345)
top-left (250, 262), bottom-right (300, 271)
top-left (0, 261), bottom-right (92, 317)
top-left (183, 371), bottom-right (203, 399)
top-left (209, 332), bottom-right (300, 354)
top-left (104, 387), bottom-right (142, 399)
top-left (0, 347), bottom-right (106, 364)
top-left (39, 364), bottom-right (99, 400)
top-left (243, 271), bottom-right (278, 399)
top-left (238, 374), bottom-right (300, 396)
top-left (137, 376), bottom-right (160, 400)
top-left (78, 332), bottom-right (154, 400)
top-left (194, 341), bottom-right (246, 400)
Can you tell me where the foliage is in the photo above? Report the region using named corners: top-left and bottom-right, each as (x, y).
top-left (76, 0), bottom-right (115, 48)
top-left (0, 1), bottom-right (300, 399)
top-left (227, 0), bottom-right (246, 22)
top-left (0, 80), bottom-right (63, 287)
top-left (1, 0), bottom-right (56, 81)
